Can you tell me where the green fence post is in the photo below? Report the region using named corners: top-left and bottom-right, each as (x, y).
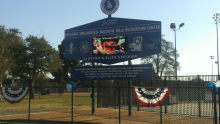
top-left (164, 76), bottom-right (167, 114)
top-left (198, 75), bottom-right (201, 117)
top-left (28, 85), bottom-right (31, 121)
top-left (119, 87), bottom-right (121, 124)
top-left (218, 87), bottom-right (220, 124)
top-left (137, 79), bottom-right (140, 111)
top-left (160, 103), bottom-right (162, 124)
top-left (214, 85), bottom-right (217, 124)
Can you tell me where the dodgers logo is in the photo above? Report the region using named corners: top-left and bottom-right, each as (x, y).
top-left (80, 41), bottom-right (90, 54)
top-left (100, 0), bottom-right (119, 15)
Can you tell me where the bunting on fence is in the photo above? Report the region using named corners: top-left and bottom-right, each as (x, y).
top-left (0, 87), bottom-right (30, 104)
top-left (132, 87), bottom-right (171, 107)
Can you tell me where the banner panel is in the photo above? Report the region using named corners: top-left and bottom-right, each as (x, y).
top-left (64, 17), bottom-right (161, 64)
top-left (73, 64), bottom-right (152, 80)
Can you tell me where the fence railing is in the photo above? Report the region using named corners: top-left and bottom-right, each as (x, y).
top-left (0, 75), bottom-right (220, 124)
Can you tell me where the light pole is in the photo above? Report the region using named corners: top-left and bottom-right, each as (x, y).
top-left (213, 13), bottom-right (220, 79)
top-left (170, 23), bottom-right (185, 80)
top-left (210, 56), bottom-right (214, 76)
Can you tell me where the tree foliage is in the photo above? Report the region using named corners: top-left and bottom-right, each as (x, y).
top-left (141, 38), bottom-right (181, 78)
top-left (0, 25), bottom-right (23, 86)
top-left (34, 74), bottom-right (50, 97)
top-left (11, 35), bottom-right (62, 99)
top-left (52, 40), bottom-right (104, 87)
top-left (51, 40), bottom-right (79, 87)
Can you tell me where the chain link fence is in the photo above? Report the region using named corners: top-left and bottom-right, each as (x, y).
top-left (97, 86), bottom-right (215, 124)
top-left (0, 75), bottom-right (219, 123)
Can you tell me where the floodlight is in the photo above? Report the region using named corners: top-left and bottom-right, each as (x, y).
top-left (170, 23), bottom-right (176, 30)
top-left (179, 23), bottom-right (185, 29)
top-left (170, 22), bottom-right (184, 80)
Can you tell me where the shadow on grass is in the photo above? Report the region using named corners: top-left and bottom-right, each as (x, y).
top-left (0, 119), bottom-right (101, 124)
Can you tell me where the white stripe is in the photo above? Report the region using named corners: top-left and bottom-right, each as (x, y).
top-left (7, 88), bottom-right (23, 94)
top-left (134, 87), bottom-right (169, 104)
top-left (2, 87), bottom-right (29, 102)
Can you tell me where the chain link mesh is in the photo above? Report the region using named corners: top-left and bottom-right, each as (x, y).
top-left (0, 76), bottom-right (219, 123)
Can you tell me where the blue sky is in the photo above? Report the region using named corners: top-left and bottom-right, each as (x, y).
top-left (1, 0), bottom-right (220, 76)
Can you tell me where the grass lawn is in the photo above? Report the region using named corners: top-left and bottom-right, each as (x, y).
top-left (0, 92), bottom-right (96, 113)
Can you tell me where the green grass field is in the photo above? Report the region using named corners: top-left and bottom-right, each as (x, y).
top-left (0, 92), bottom-right (96, 124)
top-left (0, 93), bottom-right (95, 112)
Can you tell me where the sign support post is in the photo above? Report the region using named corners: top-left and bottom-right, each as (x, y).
top-left (128, 60), bottom-right (132, 116)
top-left (71, 89), bottom-right (73, 122)
top-left (92, 62), bottom-right (95, 115)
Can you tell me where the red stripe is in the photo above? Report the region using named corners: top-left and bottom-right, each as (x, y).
top-left (0, 87), bottom-right (30, 104)
top-left (145, 88), bottom-right (156, 91)
top-left (132, 87), bottom-right (171, 107)
top-left (10, 88), bottom-right (20, 91)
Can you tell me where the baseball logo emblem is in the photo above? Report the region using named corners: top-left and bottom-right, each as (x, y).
top-left (100, 0), bottom-right (119, 15)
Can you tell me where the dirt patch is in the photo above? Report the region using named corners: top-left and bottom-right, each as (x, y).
top-left (0, 108), bottom-right (214, 124)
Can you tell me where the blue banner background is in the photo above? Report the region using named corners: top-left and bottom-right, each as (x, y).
top-left (73, 64), bottom-right (152, 80)
top-left (64, 17), bottom-right (161, 64)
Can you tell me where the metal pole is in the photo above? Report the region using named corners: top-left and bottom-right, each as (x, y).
top-left (128, 60), bottom-right (132, 116)
top-left (0, 76), bottom-right (3, 101)
top-left (92, 62), bottom-right (95, 115)
top-left (119, 87), bottom-right (121, 124)
top-left (171, 23), bottom-right (184, 80)
top-left (71, 89), bottom-right (73, 123)
top-left (174, 30), bottom-right (177, 80)
top-left (211, 57), bottom-right (214, 76)
top-left (164, 76), bottom-right (167, 114)
top-left (211, 56), bottom-right (214, 81)
top-left (160, 102), bottom-right (162, 124)
top-left (214, 85), bottom-right (217, 124)
top-left (218, 87), bottom-right (220, 124)
top-left (198, 75), bottom-right (201, 117)
top-left (216, 21), bottom-right (220, 79)
top-left (28, 86), bottom-right (31, 121)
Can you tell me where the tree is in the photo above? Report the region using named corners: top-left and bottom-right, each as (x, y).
top-left (141, 38), bottom-right (181, 78)
top-left (34, 74), bottom-right (50, 98)
top-left (0, 25), bottom-right (23, 101)
top-left (51, 40), bottom-right (79, 86)
top-left (0, 28), bottom-right (7, 84)
top-left (2, 27), bottom-right (24, 76)
top-left (11, 35), bottom-right (62, 99)
top-left (0, 26), bottom-right (21, 83)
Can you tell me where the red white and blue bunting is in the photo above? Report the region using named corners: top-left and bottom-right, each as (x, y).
top-left (0, 87), bottom-right (30, 104)
top-left (132, 87), bottom-right (171, 107)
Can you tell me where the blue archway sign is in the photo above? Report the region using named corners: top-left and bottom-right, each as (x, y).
top-left (64, 17), bottom-right (161, 64)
